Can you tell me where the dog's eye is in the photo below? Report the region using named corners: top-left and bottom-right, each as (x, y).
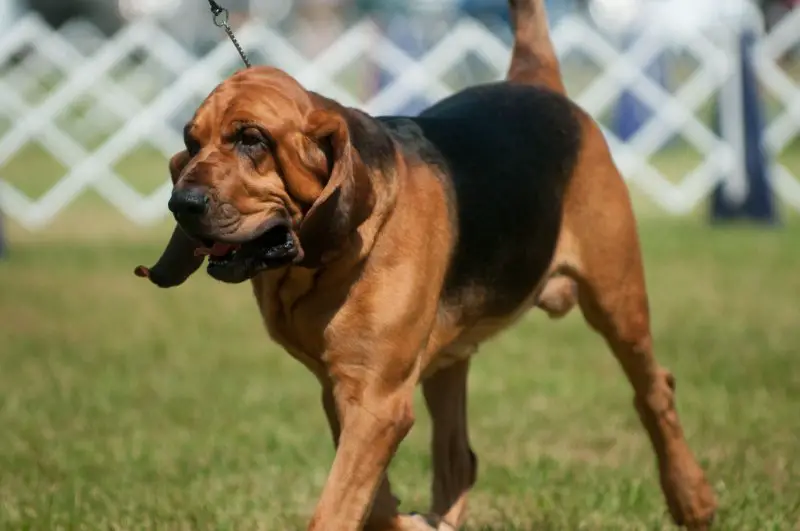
top-left (238, 127), bottom-right (266, 148)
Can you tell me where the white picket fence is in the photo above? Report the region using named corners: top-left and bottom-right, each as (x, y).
top-left (1, 9), bottom-right (800, 228)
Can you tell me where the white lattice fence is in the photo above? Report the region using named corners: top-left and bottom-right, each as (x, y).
top-left (754, 9), bottom-right (800, 210)
top-left (1, 10), bottom-right (800, 229)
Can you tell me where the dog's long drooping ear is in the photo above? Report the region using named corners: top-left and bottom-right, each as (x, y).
top-left (292, 108), bottom-right (374, 268)
top-left (133, 151), bottom-right (205, 288)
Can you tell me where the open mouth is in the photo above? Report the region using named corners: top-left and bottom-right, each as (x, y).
top-left (196, 220), bottom-right (298, 283)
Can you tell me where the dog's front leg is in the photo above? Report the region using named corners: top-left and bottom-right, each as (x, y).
top-left (321, 385), bottom-right (421, 530)
top-left (309, 366), bottom-right (418, 531)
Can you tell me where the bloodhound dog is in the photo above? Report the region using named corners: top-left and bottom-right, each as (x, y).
top-left (135, 0), bottom-right (717, 529)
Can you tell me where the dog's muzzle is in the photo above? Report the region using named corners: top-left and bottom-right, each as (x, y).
top-left (201, 218), bottom-right (301, 283)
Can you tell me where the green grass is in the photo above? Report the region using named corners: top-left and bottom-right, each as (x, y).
top-left (1, 218), bottom-right (799, 530)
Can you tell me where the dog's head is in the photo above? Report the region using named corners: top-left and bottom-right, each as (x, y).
top-left (135, 66), bottom-right (373, 287)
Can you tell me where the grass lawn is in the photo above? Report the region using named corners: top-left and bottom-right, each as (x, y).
top-left (3, 17), bottom-right (800, 529)
top-left (1, 216), bottom-right (799, 530)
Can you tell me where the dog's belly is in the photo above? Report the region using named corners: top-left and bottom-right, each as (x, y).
top-left (422, 277), bottom-right (550, 378)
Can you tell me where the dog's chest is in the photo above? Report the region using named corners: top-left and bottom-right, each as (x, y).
top-left (251, 269), bottom-right (327, 371)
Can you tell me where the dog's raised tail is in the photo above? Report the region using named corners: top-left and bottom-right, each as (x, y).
top-left (507, 0), bottom-right (566, 95)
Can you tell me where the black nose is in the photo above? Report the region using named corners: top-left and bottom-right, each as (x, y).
top-left (168, 188), bottom-right (208, 217)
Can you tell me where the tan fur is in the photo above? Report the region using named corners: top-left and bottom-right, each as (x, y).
top-left (544, 111), bottom-right (717, 528)
top-left (515, 2), bottom-right (716, 526)
top-left (152, 1), bottom-right (717, 529)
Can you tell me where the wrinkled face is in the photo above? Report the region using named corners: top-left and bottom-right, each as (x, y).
top-left (135, 66), bottom-right (372, 288)
top-left (163, 67), bottom-right (340, 284)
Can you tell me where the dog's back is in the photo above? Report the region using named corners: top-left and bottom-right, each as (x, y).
top-left (379, 82), bottom-right (581, 317)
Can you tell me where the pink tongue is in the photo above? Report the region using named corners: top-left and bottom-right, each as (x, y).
top-left (194, 242), bottom-right (240, 257)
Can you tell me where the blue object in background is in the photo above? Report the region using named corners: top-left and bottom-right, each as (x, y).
top-left (614, 35), bottom-right (669, 142)
top-left (711, 30), bottom-right (777, 224)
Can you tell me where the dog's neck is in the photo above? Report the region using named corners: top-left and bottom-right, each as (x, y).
top-left (249, 127), bottom-right (402, 368)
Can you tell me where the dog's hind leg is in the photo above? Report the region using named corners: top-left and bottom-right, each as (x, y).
top-left (421, 359), bottom-right (477, 530)
top-left (506, 0), bottom-right (566, 94)
top-left (509, 1), bottom-right (715, 526)
top-left (554, 121), bottom-right (717, 529)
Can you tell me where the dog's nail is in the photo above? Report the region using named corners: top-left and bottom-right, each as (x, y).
top-left (134, 266), bottom-right (151, 278)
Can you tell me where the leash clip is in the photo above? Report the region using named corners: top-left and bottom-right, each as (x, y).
top-left (206, 0), bottom-right (252, 69)
top-left (211, 8), bottom-right (229, 28)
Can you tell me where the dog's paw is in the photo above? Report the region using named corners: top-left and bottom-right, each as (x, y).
top-left (403, 513), bottom-right (459, 531)
top-left (365, 513), bottom-right (437, 531)
top-left (661, 465), bottom-right (717, 530)
top-left (399, 513), bottom-right (438, 530)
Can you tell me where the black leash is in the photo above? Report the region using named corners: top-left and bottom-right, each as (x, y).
top-left (207, 0), bottom-right (252, 68)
